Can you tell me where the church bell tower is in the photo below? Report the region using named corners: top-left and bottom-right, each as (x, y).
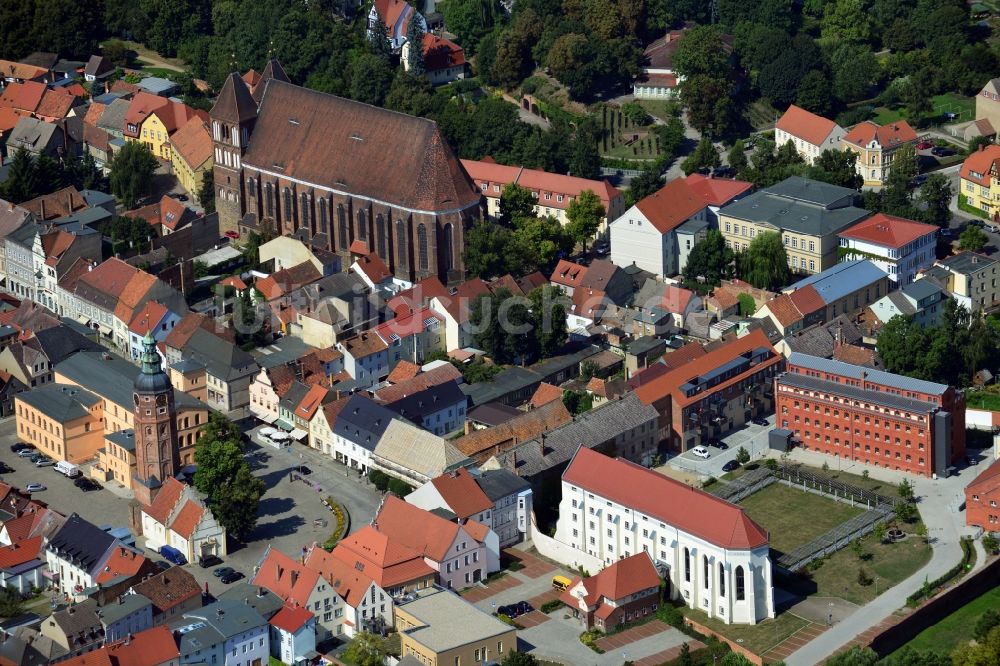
top-left (132, 332), bottom-right (180, 506)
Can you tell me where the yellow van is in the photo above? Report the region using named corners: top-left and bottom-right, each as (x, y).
top-left (552, 575), bottom-right (572, 591)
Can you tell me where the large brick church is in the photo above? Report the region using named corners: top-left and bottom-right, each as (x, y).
top-left (210, 60), bottom-right (483, 284)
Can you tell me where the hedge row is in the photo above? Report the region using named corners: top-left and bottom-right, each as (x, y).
top-left (906, 537), bottom-right (975, 607)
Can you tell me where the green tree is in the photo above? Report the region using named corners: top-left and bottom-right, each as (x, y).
top-left (824, 647), bottom-right (880, 666)
top-left (0, 585), bottom-right (24, 618)
top-left (500, 652), bottom-right (538, 666)
top-left (821, 0), bottom-right (872, 44)
top-left (31, 0), bottom-right (100, 58)
top-left (796, 70), bottom-right (833, 116)
top-left (898, 479), bottom-right (915, 502)
top-left (735, 447), bottom-right (750, 465)
top-left (874, 522), bottom-right (887, 543)
top-left (0, 147), bottom-right (38, 203)
top-left (109, 141), bottom-right (159, 209)
top-left (499, 183), bottom-right (536, 225)
top-left (628, 168), bottom-right (662, 202)
top-left (918, 174), bottom-right (953, 227)
top-left (682, 230), bottom-right (734, 289)
top-left (367, 13), bottom-right (392, 61)
top-left (960, 225), bottom-right (989, 251)
top-left (406, 12), bottom-right (425, 75)
top-left (728, 140), bottom-right (748, 174)
top-left (895, 501), bottom-right (918, 523)
top-left (738, 232), bottom-right (789, 290)
top-left (738, 293), bottom-right (756, 315)
top-left (851, 538), bottom-right (865, 560)
top-left (983, 533), bottom-right (999, 553)
top-left (440, 0), bottom-right (500, 53)
top-left (243, 231), bottom-right (265, 269)
top-left (343, 632), bottom-right (388, 666)
top-left (681, 75), bottom-right (734, 135)
top-left (529, 285), bottom-right (568, 358)
top-left (66, 151), bottom-right (106, 192)
top-left (566, 190), bottom-right (605, 254)
top-left (213, 464), bottom-right (265, 541)
top-left (975, 610), bottom-right (1000, 642)
top-left (193, 413), bottom-right (244, 497)
top-left (513, 215), bottom-right (569, 268)
top-left (562, 389), bottom-right (593, 415)
top-left (348, 52), bottom-right (395, 106)
top-left (682, 136), bottom-right (721, 175)
top-left (198, 169), bottom-right (215, 214)
top-left (808, 150), bottom-right (863, 190)
top-left (831, 44), bottom-right (878, 104)
top-left (463, 219), bottom-right (512, 279)
top-left (673, 25), bottom-right (729, 79)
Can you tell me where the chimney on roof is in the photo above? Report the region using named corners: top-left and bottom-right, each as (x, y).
top-left (539, 432), bottom-right (545, 457)
top-left (257, 586), bottom-right (265, 598)
top-left (39, 199), bottom-right (45, 220)
top-left (290, 570), bottom-right (299, 587)
top-left (67, 191), bottom-right (73, 211)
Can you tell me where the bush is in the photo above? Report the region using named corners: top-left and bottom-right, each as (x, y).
top-left (764, 458), bottom-right (779, 471)
top-left (906, 537), bottom-right (975, 606)
top-left (656, 604), bottom-right (684, 627)
top-left (857, 568), bottom-right (873, 586)
top-left (322, 498), bottom-right (348, 551)
top-left (540, 599), bottom-right (564, 613)
top-left (368, 469), bottom-right (392, 491)
top-left (983, 533), bottom-right (999, 554)
top-left (580, 629), bottom-right (605, 652)
top-left (388, 478), bottom-right (414, 496)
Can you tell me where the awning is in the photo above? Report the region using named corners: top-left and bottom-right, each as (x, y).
top-left (42, 570), bottom-right (59, 580)
top-left (274, 418), bottom-right (294, 431)
top-left (96, 322), bottom-right (112, 336)
top-left (75, 314), bottom-right (91, 325)
top-left (259, 413), bottom-right (278, 424)
top-left (289, 428), bottom-right (308, 442)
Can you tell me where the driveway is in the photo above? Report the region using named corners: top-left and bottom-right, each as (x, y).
top-left (667, 416), bottom-right (775, 478)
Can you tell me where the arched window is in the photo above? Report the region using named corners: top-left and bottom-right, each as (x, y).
top-left (396, 220), bottom-right (407, 269)
top-left (247, 178), bottom-right (256, 199)
top-left (283, 188), bottom-right (292, 219)
top-left (265, 183), bottom-right (274, 217)
top-left (357, 209), bottom-right (367, 241)
top-left (703, 555), bottom-right (709, 590)
top-left (417, 223), bottom-right (428, 272)
top-left (319, 199), bottom-right (328, 235)
top-left (442, 223), bottom-right (454, 272)
top-left (683, 547), bottom-right (690, 583)
top-left (718, 562), bottom-right (725, 597)
top-left (338, 205), bottom-right (348, 249)
top-left (735, 566), bottom-right (745, 601)
top-left (300, 193), bottom-right (310, 229)
top-left (376, 214), bottom-right (387, 259)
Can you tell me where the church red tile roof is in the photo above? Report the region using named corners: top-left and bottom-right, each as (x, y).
top-left (564, 448), bottom-right (769, 549)
top-left (243, 80), bottom-right (480, 214)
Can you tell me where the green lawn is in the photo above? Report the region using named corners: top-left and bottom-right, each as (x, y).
top-left (791, 463), bottom-right (899, 496)
top-left (872, 107), bottom-right (907, 125)
top-left (900, 585), bottom-right (1000, 656)
top-left (681, 607), bottom-right (810, 656)
top-left (140, 66), bottom-right (182, 80)
top-left (637, 99), bottom-right (680, 122)
top-left (783, 528), bottom-right (933, 605)
top-left (966, 390), bottom-right (1000, 411)
top-left (737, 483), bottom-right (864, 554)
top-left (933, 93), bottom-right (976, 123)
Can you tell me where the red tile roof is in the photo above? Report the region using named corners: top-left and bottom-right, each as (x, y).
top-left (304, 545), bottom-right (377, 607)
top-left (129, 300), bottom-right (169, 336)
top-left (550, 260), bottom-right (588, 290)
top-left (252, 548), bottom-right (321, 606)
top-left (331, 525), bottom-right (435, 588)
top-left (422, 33), bottom-right (465, 72)
top-left (660, 341), bottom-right (708, 370)
top-left (685, 173), bottom-right (753, 207)
top-left (387, 360), bottom-right (421, 383)
top-left (374, 496), bottom-right (465, 561)
top-left (294, 384), bottom-right (331, 421)
top-left (560, 552), bottom-right (659, 609)
top-left (354, 252), bottom-right (393, 284)
top-left (57, 650), bottom-right (114, 666)
top-left (269, 604), bottom-right (314, 633)
top-left (0, 81), bottom-right (46, 113)
top-left (130, 568), bottom-right (201, 614)
top-left (530, 382), bottom-right (563, 409)
top-left (775, 104), bottom-right (839, 146)
top-left (169, 501), bottom-right (204, 540)
top-left (461, 160), bottom-right (621, 214)
top-left (113, 270), bottom-right (158, 325)
top-left (455, 398), bottom-right (571, 460)
top-left (843, 120), bottom-right (918, 150)
top-left (373, 0), bottom-right (414, 39)
top-left (107, 626), bottom-right (180, 666)
top-left (967, 458), bottom-right (1000, 495)
top-left (123, 92), bottom-right (207, 138)
top-left (787, 284), bottom-right (825, 317)
top-left (635, 178), bottom-right (707, 234)
top-left (760, 294), bottom-right (803, 328)
top-left (0, 535), bottom-right (43, 569)
top-left (35, 88), bottom-right (79, 120)
top-left (389, 277), bottom-right (449, 317)
top-left (565, 448), bottom-right (769, 549)
top-left (429, 468), bottom-right (493, 519)
top-left (961, 145), bottom-right (1000, 187)
top-left (169, 117), bottom-right (213, 170)
top-left (95, 547), bottom-right (147, 584)
top-left (374, 363), bottom-right (462, 402)
top-left (1, 511), bottom-right (44, 544)
top-left (141, 477), bottom-right (184, 525)
top-left (838, 213), bottom-right (938, 250)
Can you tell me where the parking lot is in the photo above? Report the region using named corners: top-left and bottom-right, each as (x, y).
top-left (668, 415), bottom-right (774, 478)
top-left (0, 416), bottom-right (382, 597)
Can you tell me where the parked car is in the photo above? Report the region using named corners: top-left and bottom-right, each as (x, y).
top-left (176, 194), bottom-right (188, 202)
top-left (74, 477), bottom-right (102, 491)
top-left (24, 483), bottom-right (45, 493)
top-left (34, 457), bottom-right (54, 467)
top-left (224, 231), bottom-right (240, 239)
top-left (0, 462), bottom-right (13, 474)
top-left (931, 146), bottom-right (954, 157)
top-left (752, 417), bottom-right (769, 426)
top-left (220, 571), bottom-right (244, 584)
top-left (199, 555), bottom-right (224, 569)
top-left (712, 166), bottom-right (736, 178)
top-left (159, 545), bottom-right (188, 566)
top-left (515, 601), bottom-right (534, 615)
top-left (593, 241), bottom-right (610, 256)
top-left (10, 442), bottom-right (30, 453)
top-left (497, 604), bottom-right (516, 617)
top-left (940, 228), bottom-right (954, 238)
top-left (16, 448), bottom-right (37, 458)
top-left (692, 446), bottom-right (711, 459)
top-left (722, 460), bottom-right (741, 472)
top-left (298, 466), bottom-right (313, 475)
top-left (715, 441), bottom-right (729, 450)
top-left (213, 566), bottom-right (235, 578)
top-left (916, 140), bottom-right (933, 150)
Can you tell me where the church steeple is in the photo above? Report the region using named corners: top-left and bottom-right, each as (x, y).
top-left (132, 330), bottom-right (179, 506)
top-left (140, 332), bottom-right (161, 376)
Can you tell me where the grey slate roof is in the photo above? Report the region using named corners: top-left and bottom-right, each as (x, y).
top-left (0, 627), bottom-right (65, 666)
top-left (882, 291), bottom-right (917, 316)
top-left (721, 177), bottom-right (869, 236)
top-left (279, 381), bottom-right (310, 414)
top-left (784, 315), bottom-right (863, 359)
top-left (461, 365), bottom-right (540, 406)
top-left (333, 394), bottom-right (398, 451)
top-left (901, 278), bottom-right (945, 303)
top-left (55, 351), bottom-right (207, 411)
top-left (46, 514), bottom-right (118, 578)
top-left (217, 584), bottom-right (284, 620)
top-left (490, 392), bottom-right (658, 477)
top-left (32, 325), bottom-right (103, 365)
top-left (939, 251), bottom-right (997, 275)
top-left (178, 328), bottom-right (258, 381)
top-left (105, 429), bottom-right (136, 452)
top-left (628, 335), bottom-right (666, 356)
top-left (466, 402), bottom-right (522, 427)
top-left (7, 118), bottom-right (61, 154)
top-left (766, 176), bottom-right (859, 207)
top-left (786, 352), bottom-right (949, 395)
top-left (473, 468), bottom-right (530, 501)
top-left (382, 379), bottom-right (467, 424)
top-left (778, 371), bottom-right (940, 414)
top-left (787, 260), bottom-right (888, 305)
top-left (177, 599), bottom-right (267, 653)
top-left (97, 98), bottom-right (130, 134)
top-left (17, 384), bottom-right (100, 421)
top-left (96, 593), bottom-right (152, 625)
top-left (253, 335), bottom-right (311, 369)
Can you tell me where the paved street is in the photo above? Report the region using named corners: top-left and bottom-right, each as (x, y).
top-left (667, 416), bottom-right (775, 478)
top-left (0, 415), bottom-right (382, 598)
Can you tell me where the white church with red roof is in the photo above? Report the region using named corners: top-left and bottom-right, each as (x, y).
top-left (552, 448), bottom-right (775, 625)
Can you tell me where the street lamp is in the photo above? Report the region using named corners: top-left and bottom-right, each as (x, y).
top-left (875, 577), bottom-right (880, 596)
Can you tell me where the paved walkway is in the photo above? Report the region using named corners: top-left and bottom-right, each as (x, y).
top-left (781, 449), bottom-right (972, 665)
top-left (632, 640), bottom-right (706, 666)
top-left (595, 620), bottom-right (671, 651)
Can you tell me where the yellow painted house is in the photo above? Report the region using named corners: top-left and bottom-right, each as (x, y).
top-left (140, 112), bottom-right (173, 160)
top-left (170, 117), bottom-right (213, 199)
top-left (960, 144), bottom-right (1000, 220)
top-left (123, 91), bottom-right (205, 164)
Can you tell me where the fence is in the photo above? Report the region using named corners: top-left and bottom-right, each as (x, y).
top-left (710, 467), bottom-right (776, 503)
top-left (777, 505), bottom-right (893, 571)
top-left (775, 464), bottom-right (898, 510)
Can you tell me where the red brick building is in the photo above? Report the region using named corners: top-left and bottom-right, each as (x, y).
top-left (775, 353), bottom-right (966, 477)
top-left (965, 459), bottom-right (1000, 529)
top-left (560, 552), bottom-right (661, 631)
top-left (634, 329), bottom-right (784, 451)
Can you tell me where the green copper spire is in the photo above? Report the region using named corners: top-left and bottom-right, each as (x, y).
top-left (140, 331), bottom-right (162, 375)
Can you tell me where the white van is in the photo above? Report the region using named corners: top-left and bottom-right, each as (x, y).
top-left (54, 461), bottom-right (81, 478)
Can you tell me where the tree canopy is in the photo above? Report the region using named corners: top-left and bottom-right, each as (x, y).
top-left (683, 230), bottom-right (734, 290)
top-left (737, 231), bottom-right (790, 291)
top-left (109, 142), bottom-right (159, 209)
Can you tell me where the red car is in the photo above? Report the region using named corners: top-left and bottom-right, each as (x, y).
top-left (916, 140), bottom-right (934, 150)
top-left (224, 231), bottom-right (240, 239)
